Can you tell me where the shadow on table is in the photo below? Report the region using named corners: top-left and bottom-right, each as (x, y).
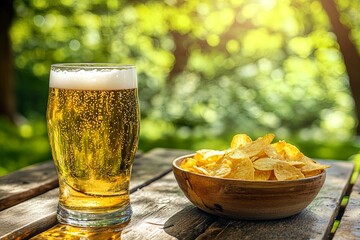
top-left (163, 205), bottom-right (217, 239)
top-left (30, 222), bottom-right (128, 240)
top-left (164, 204), bottom-right (328, 240)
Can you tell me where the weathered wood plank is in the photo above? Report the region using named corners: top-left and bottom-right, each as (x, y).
top-left (0, 161), bottom-right (58, 211)
top-left (4, 151), bottom-right (352, 240)
top-left (333, 173), bottom-right (360, 240)
top-left (0, 152), bottom-right (145, 212)
top-left (120, 160), bottom-right (353, 240)
top-left (122, 171), bottom-right (217, 240)
top-left (3, 148), bottom-right (190, 240)
top-left (0, 189), bottom-right (58, 240)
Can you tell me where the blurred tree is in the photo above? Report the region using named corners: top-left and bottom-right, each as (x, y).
top-left (0, 0), bottom-right (16, 123)
top-left (155, 0), bottom-right (358, 140)
top-left (2, 0), bottom-right (360, 143)
top-left (320, 0), bottom-right (360, 135)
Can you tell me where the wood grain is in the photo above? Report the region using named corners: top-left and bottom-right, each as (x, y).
top-left (0, 161), bottom-right (58, 211)
top-left (1, 150), bottom-right (355, 240)
top-left (333, 173), bottom-right (360, 240)
top-left (121, 160), bottom-right (353, 240)
top-left (122, 172), bottom-right (217, 240)
top-left (0, 189), bottom-right (58, 240)
top-left (0, 151), bottom-right (144, 212)
top-left (27, 148), bottom-right (191, 240)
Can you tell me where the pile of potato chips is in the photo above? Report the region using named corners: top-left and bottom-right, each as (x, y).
top-left (180, 133), bottom-right (330, 181)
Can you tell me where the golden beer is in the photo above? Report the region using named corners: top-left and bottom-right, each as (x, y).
top-left (46, 64), bottom-right (139, 227)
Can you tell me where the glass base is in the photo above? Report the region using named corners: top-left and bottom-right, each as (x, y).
top-left (57, 204), bottom-right (132, 227)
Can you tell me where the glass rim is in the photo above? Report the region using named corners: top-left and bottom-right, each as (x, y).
top-left (51, 63), bottom-right (135, 70)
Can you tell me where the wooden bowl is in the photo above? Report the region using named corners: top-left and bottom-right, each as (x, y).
top-left (172, 154), bottom-right (326, 220)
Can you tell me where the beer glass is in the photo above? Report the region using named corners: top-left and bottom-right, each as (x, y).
top-left (46, 63), bottom-right (140, 227)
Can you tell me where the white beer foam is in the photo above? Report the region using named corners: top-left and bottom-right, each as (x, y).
top-left (50, 68), bottom-right (137, 90)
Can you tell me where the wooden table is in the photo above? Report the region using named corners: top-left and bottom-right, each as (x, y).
top-left (0, 148), bottom-right (359, 240)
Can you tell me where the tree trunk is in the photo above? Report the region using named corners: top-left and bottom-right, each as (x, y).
top-left (320, 0), bottom-right (360, 135)
top-left (0, 0), bottom-right (16, 123)
top-left (167, 31), bottom-right (190, 92)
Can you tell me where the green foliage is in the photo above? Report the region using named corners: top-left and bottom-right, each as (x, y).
top-left (350, 152), bottom-right (360, 183)
top-left (2, 0), bottom-right (360, 175)
top-left (11, 0), bottom-right (359, 138)
top-left (0, 117), bottom-right (51, 176)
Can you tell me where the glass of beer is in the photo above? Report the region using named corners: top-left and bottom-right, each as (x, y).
top-left (46, 63), bottom-right (140, 227)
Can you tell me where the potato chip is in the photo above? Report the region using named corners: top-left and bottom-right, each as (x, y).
top-left (287, 161), bottom-right (306, 167)
top-left (228, 157), bottom-right (254, 180)
top-left (263, 145), bottom-right (283, 159)
top-left (300, 156), bottom-right (330, 173)
top-left (274, 161), bottom-right (305, 180)
top-left (201, 163), bottom-right (232, 177)
top-left (218, 156), bottom-right (233, 168)
top-left (272, 141), bottom-right (304, 161)
top-left (254, 169), bottom-right (272, 181)
top-left (229, 133), bottom-right (275, 159)
top-left (194, 149), bottom-right (225, 165)
top-left (179, 133), bottom-right (330, 181)
top-left (180, 158), bottom-right (206, 175)
top-left (230, 134), bottom-right (252, 149)
top-left (253, 158), bottom-right (279, 171)
top-left (180, 157), bottom-right (197, 170)
top-left (272, 140), bottom-right (286, 154)
top-left (191, 166), bottom-right (207, 175)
